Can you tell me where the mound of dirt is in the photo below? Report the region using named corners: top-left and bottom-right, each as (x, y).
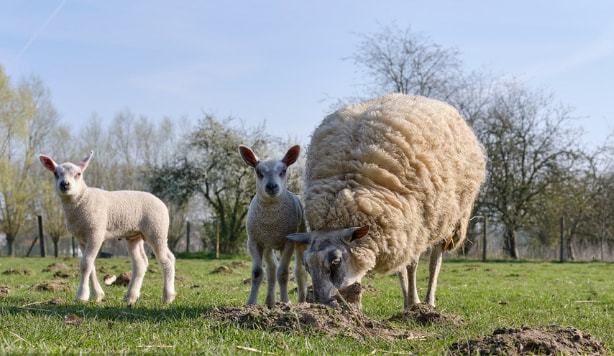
top-left (0, 286), bottom-right (9, 297)
top-left (207, 303), bottom-right (425, 341)
top-left (47, 297), bottom-right (65, 305)
top-left (211, 265), bottom-right (233, 274)
top-left (53, 271), bottom-right (72, 279)
top-left (114, 272), bottom-right (131, 286)
top-left (448, 326), bottom-right (606, 355)
top-left (229, 261), bottom-right (248, 268)
top-left (389, 303), bottom-right (464, 326)
top-left (2, 268), bottom-right (32, 276)
top-left (42, 262), bottom-right (70, 273)
top-left (34, 280), bottom-right (70, 292)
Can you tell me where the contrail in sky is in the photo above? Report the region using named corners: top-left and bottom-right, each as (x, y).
top-left (16, 0), bottom-right (67, 60)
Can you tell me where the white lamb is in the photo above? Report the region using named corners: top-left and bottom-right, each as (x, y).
top-left (288, 94), bottom-right (485, 311)
top-left (39, 152), bottom-right (176, 305)
top-left (239, 145), bottom-right (308, 307)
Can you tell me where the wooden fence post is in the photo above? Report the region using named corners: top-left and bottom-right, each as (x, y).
top-left (38, 215), bottom-right (46, 257)
top-left (186, 220), bottom-right (191, 253)
top-left (482, 216), bottom-right (487, 262)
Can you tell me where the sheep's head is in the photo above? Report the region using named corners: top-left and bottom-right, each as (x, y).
top-left (238, 144), bottom-right (300, 200)
top-left (39, 151), bottom-right (93, 198)
top-left (287, 226), bottom-right (369, 304)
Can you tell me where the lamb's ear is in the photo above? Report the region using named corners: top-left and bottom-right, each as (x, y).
top-left (343, 226), bottom-right (369, 243)
top-left (238, 145), bottom-right (259, 167)
top-left (282, 145), bottom-right (300, 166)
top-left (287, 232), bottom-right (311, 245)
top-left (39, 155), bottom-right (57, 173)
top-left (79, 151), bottom-right (94, 171)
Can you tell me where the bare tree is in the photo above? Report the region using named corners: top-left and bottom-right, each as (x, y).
top-left (352, 25), bottom-right (462, 100)
top-left (480, 81), bottom-right (578, 259)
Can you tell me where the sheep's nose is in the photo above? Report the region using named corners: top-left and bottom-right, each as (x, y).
top-left (265, 183), bottom-right (279, 194)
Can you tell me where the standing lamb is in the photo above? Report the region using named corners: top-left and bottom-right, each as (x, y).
top-left (39, 151), bottom-right (176, 305)
top-left (239, 144), bottom-right (308, 307)
top-left (287, 94), bottom-right (485, 311)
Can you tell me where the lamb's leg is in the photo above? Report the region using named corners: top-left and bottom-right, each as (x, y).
top-left (277, 243), bottom-right (294, 304)
top-left (426, 244), bottom-right (443, 306)
top-left (294, 243), bottom-right (308, 303)
top-left (407, 261), bottom-right (421, 306)
top-left (125, 238), bottom-right (147, 306)
top-left (246, 240), bottom-right (264, 305)
top-left (139, 239), bottom-right (149, 271)
top-left (149, 238), bottom-right (176, 304)
top-left (90, 265), bottom-right (105, 302)
top-left (263, 248), bottom-right (277, 307)
top-left (76, 238), bottom-right (103, 302)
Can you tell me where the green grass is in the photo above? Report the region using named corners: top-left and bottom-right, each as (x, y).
top-left (1, 257), bottom-right (612, 354)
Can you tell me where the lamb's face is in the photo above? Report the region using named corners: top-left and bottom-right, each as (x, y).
top-left (288, 226), bottom-right (369, 304)
top-left (238, 144), bottom-right (300, 200)
top-left (254, 160), bottom-right (288, 198)
top-left (39, 152), bottom-right (93, 198)
top-left (54, 163), bottom-right (86, 196)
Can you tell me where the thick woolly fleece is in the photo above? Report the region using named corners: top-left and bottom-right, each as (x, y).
top-left (304, 94), bottom-right (486, 275)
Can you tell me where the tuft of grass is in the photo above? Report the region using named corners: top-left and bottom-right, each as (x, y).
top-left (0, 257), bottom-right (612, 354)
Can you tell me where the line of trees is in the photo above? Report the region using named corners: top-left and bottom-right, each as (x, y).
top-left (350, 25), bottom-right (613, 260)
top-left (1, 25), bottom-right (612, 259)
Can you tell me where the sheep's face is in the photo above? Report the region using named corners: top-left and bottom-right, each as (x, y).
top-left (238, 144), bottom-right (300, 199)
top-left (288, 226), bottom-right (369, 304)
top-left (39, 152), bottom-right (93, 198)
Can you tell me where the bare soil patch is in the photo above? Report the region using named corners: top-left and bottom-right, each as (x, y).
top-left (207, 303), bottom-right (425, 341)
top-left (2, 268), bottom-right (32, 276)
top-left (0, 286), bottom-right (9, 297)
top-left (389, 303), bottom-right (464, 326)
top-left (34, 280), bottom-right (70, 292)
top-left (42, 262), bottom-right (71, 273)
top-left (448, 326), bottom-right (606, 355)
top-left (211, 265), bottom-right (233, 274)
top-left (114, 272), bottom-right (131, 286)
top-left (53, 271), bottom-right (73, 279)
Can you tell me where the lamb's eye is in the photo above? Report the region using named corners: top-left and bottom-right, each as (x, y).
top-left (279, 169), bottom-right (286, 177)
top-left (256, 170), bottom-right (263, 179)
top-left (76, 172), bottom-right (81, 178)
top-left (53, 172), bottom-right (59, 179)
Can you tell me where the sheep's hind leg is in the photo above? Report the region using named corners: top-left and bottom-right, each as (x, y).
top-left (263, 248), bottom-right (277, 307)
top-left (277, 243), bottom-right (294, 304)
top-left (76, 238), bottom-right (104, 302)
top-left (90, 265), bottom-right (105, 302)
top-left (124, 238), bottom-right (147, 306)
top-left (426, 244), bottom-right (443, 306)
top-left (246, 241), bottom-right (264, 305)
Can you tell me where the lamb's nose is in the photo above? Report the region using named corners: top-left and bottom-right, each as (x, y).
top-left (265, 183), bottom-right (279, 194)
top-left (60, 181), bottom-right (70, 190)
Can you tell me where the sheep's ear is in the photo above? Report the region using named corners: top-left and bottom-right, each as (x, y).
top-left (39, 155), bottom-right (57, 173)
top-left (238, 145), bottom-right (259, 167)
top-left (79, 151), bottom-right (94, 171)
top-left (282, 145), bottom-right (300, 166)
top-left (343, 226), bottom-right (369, 243)
top-left (287, 232), bottom-right (311, 245)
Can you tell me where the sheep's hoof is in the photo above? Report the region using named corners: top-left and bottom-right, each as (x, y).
top-left (75, 296), bottom-right (89, 303)
top-left (124, 293), bottom-right (140, 305)
top-left (94, 294), bottom-right (105, 303)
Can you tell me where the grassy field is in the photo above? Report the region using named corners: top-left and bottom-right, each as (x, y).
top-left (0, 257), bottom-right (612, 354)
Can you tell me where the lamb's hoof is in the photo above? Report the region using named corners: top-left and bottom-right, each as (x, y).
top-left (94, 294), bottom-right (105, 303)
top-left (162, 292), bottom-right (176, 304)
top-left (124, 293), bottom-right (140, 305)
top-left (76, 296), bottom-right (89, 303)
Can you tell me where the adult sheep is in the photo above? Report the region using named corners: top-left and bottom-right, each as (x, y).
top-left (288, 94), bottom-right (485, 310)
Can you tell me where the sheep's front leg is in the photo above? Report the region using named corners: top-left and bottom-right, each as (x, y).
top-left (277, 243), bottom-right (294, 304)
top-left (246, 240), bottom-right (264, 305)
top-left (90, 264), bottom-right (105, 302)
top-left (76, 237), bottom-right (104, 302)
top-left (125, 238), bottom-right (147, 306)
top-left (263, 248), bottom-right (277, 307)
top-left (294, 243), bottom-right (308, 303)
top-left (407, 261), bottom-right (421, 306)
top-left (426, 244), bottom-right (443, 306)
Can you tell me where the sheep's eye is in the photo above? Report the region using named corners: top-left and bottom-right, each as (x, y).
top-left (53, 172), bottom-right (59, 179)
top-left (256, 170), bottom-right (263, 179)
top-left (76, 172), bottom-right (81, 178)
top-left (279, 169), bottom-right (286, 177)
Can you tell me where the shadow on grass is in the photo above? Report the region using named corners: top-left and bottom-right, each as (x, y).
top-left (1, 298), bottom-right (216, 322)
top-left (445, 258), bottom-right (613, 264)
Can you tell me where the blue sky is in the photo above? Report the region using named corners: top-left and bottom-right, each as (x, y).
top-left (1, 1), bottom-right (612, 146)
